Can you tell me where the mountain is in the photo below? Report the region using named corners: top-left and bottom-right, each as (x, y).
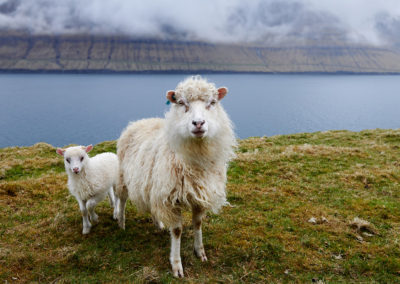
top-left (1, 33), bottom-right (400, 73)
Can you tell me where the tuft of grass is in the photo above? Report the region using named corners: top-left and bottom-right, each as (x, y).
top-left (1, 129), bottom-right (400, 282)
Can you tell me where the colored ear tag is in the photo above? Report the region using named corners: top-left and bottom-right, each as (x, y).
top-left (166, 94), bottom-right (176, 105)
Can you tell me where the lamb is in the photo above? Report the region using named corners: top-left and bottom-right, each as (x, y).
top-left (56, 145), bottom-right (118, 234)
top-left (116, 76), bottom-right (236, 277)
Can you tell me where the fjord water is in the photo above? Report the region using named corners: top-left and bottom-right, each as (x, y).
top-left (1, 73), bottom-right (399, 148)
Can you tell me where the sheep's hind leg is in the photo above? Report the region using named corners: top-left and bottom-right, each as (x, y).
top-left (116, 183), bottom-right (128, 230)
top-left (113, 195), bottom-right (119, 220)
top-left (77, 198), bottom-right (91, 234)
top-left (192, 206), bottom-right (207, 261)
top-left (152, 215), bottom-right (165, 230)
top-left (170, 215), bottom-right (184, 278)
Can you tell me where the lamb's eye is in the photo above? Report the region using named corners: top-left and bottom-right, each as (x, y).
top-left (80, 156), bottom-right (84, 162)
top-left (210, 100), bottom-right (216, 105)
top-left (66, 158), bottom-right (71, 163)
top-left (178, 100), bottom-right (185, 106)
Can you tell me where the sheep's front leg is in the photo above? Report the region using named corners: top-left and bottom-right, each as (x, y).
top-left (170, 219), bottom-right (184, 278)
top-left (192, 206), bottom-right (207, 261)
top-left (77, 198), bottom-right (91, 234)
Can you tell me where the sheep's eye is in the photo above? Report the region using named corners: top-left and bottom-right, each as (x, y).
top-left (66, 158), bottom-right (71, 163)
top-left (80, 157), bottom-right (84, 162)
top-left (207, 100), bottom-right (217, 109)
top-left (178, 100), bottom-right (185, 106)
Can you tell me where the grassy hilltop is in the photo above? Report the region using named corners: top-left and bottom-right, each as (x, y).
top-left (1, 129), bottom-right (400, 282)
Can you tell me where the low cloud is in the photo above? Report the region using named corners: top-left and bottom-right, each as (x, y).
top-left (0, 0), bottom-right (399, 46)
top-left (375, 13), bottom-right (400, 47)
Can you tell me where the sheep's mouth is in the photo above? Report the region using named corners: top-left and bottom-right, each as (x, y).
top-left (192, 129), bottom-right (206, 138)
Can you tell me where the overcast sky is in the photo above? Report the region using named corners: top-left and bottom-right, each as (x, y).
top-left (0, 0), bottom-right (399, 46)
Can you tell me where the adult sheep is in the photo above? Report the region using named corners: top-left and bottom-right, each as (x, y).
top-left (116, 76), bottom-right (236, 277)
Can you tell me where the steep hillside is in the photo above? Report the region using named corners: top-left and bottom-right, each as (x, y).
top-left (1, 34), bottom-right (400, 73)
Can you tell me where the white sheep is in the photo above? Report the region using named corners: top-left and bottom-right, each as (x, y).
top-left (56, 145), bottom-right (118, 234)
top-left (116, 76), bottom-right (236, 277)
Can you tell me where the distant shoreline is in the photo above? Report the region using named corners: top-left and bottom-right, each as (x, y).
top-left (1, 69), bottom-right (400, 75)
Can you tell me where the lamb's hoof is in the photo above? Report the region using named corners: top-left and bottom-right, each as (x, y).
top-left (195, 248), bottom-right (208, 262)
top-left (82, 226), bottom-right (91, 235)
top-left (90, 214), bottom-right (99, 224)
top-left (118, 219), bottom-right (125, 230)
top-left (172, 261), bottom-right (184, 278)
top-left (113, 210), bottom-right (118, 220)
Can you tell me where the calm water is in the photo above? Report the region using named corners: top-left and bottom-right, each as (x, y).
top-left (1, 73), bottom-right (400, 148)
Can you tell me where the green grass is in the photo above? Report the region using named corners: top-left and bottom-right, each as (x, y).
top-left (1, 130), bottom-right (400, 282)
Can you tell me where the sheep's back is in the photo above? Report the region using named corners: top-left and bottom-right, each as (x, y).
top-left (89, 152), bottom-right (119, 184)
top-left (117, 118), bottom-right (164, 162)
top-left (117, 118), bottom-right (165, 211)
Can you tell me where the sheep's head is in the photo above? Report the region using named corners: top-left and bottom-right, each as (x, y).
top-left (165, 76), bottom-right (228, 140)
top-left (56, 145), bottom-right (92, 174)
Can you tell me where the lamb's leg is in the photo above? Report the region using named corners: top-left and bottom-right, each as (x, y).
top-left (192, 206), bottom-right (207, 261)
top-left (86, 196), bottom-right (102, 224)
top-left (170, 215), bottom-right (184, 278)
top-left (77, 198), bottom-right (91, 235)
top-left (108, 186), bottom-right (115, 208)
top-left (116, 174), bottom-right (128, 229)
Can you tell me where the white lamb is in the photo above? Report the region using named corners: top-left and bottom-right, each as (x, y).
top-left (56, 145), bottom-right (118, 234)
top-left (116, 76), bottom-right (236, 277)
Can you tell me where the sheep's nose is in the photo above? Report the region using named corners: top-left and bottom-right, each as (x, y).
top-left (192, 120), bottom-right (205, 129)
top-left (73, 167), bottom-right (79, 173)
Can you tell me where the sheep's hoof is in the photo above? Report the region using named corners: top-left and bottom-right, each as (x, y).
top-left (195, 248), bottom-right (208, 262)
top-left (172, 261), bottom-right (184, 278)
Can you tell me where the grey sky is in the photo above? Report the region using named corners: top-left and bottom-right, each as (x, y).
top-left (0, 0), bottom-right (399, 46)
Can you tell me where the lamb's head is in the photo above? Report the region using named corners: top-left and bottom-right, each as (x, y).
top-left (56, 145), bottom-right (93, 175)
top-left (165, 76), bottom-right (229, 140)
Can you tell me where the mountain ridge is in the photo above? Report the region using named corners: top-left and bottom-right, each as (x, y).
top-left (1, 33), bottom-right (400, 74)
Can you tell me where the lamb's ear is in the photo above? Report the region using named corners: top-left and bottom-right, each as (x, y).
top-left (217, 87), bottom-right (228, 100)
top-left (85, 145), bottom-right (93, 153)
top-left (56, 148), bottom-right (65, 156)
top-left (166, 91), bottom-right (177, 104)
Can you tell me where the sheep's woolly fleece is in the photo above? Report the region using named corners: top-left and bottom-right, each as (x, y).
top-left (117, 76), bottom-right (237, 227)
top-left (172, 75), bottom-right (220, 102)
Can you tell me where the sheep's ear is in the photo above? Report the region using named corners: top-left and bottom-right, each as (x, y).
top-left (56, 148), bottom-right (65, 156)
top-left (85, 145), bottom-right (93, 153)
top-left (217, 87), bottom-right (228, 100)
top-left (166, 91), bottom-right (177, 103)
